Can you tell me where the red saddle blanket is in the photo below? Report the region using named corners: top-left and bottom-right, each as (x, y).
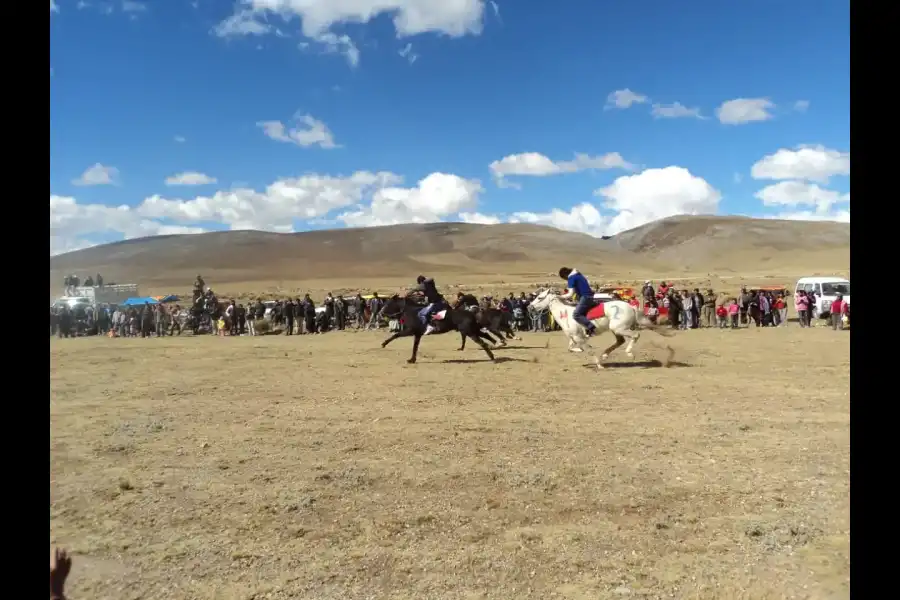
top-left (586, 303), bottom-right (607, 321)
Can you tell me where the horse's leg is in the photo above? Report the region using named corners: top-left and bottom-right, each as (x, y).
top-left (506, 324), bottom-right (522, 341)
top-left (382, 328), bottom-right (415, 348)
top-left (466, 331), bottom-right (496, 361)
top-left (573, 335), bottom-right (603, 369)
top-left (480, 329), bottom-right (499, 345)
top-left (458, 331), bottom-right (466, 351)
top-left (622, 330), bottom-right (640, 357)
top-left (408, 333), bottom-right (423, 364)
top-left (600, 334), bottom-right (625, 360)
top-left (488, 328), bottom-right (507, 346)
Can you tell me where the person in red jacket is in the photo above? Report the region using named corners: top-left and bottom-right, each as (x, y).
top-left (830, 294), bottom-right (848, 330)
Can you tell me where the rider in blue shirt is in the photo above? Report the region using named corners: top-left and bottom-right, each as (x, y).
top-left (559, 267), bottom-right (598, 336)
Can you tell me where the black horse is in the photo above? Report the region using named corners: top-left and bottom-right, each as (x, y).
top-left (380, 295), bottom-right (498, 364)
top-left (458, 307), bottom-right (519, 351)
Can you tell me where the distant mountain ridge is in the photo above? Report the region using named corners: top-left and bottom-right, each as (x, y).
top-left (49, 216), bottom-right (850, 292)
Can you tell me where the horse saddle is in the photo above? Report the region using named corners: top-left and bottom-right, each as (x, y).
top-left (586, 303), bottom-right (607, 321)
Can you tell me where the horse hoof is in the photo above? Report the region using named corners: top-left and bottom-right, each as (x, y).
top-left (600, 354), bottom-right (609, 360)
top-left (456, 348), bottom-right (464, 351)
top-left (626, 352), bottom-right (634, 359)
top-left (407, 359), bottom-right (416, 364)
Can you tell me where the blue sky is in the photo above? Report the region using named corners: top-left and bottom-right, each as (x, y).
top-left (49, 0), bottom-right (850, 255)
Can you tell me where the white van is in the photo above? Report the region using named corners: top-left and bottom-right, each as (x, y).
top-left (794, 277), bottom-right (850, 319)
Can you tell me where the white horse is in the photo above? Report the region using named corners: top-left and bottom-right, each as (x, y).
top-left (530, 289), bottom-right (675, 370)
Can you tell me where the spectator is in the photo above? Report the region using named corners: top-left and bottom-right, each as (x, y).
top-left (795, 291), bottom-right (810, 328)
top-left (728, 300), bottom-right (739, 329)
top-left (830, 293), bottom-right (848, 330)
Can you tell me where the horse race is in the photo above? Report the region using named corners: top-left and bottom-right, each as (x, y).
top-left (50, 3), bottom-right (849, 599)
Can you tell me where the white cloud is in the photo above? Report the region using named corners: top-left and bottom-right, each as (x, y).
top-left (214, 0), bottom-right (484, 65)
top-left (398, 43), bottom-right (418, 64)
top-left (755, 180), bottom-right (849, 213)
top-left (510, 203), bottom-right (605, 234)
top-left (51, 170), bottom-right (498, 254)
top-left (213, 1), bottom-right (487, 66)
top-left (751, 145), bottom-right (850, 183)
top-left (165, 171), bottom-right (218, 186)
top-left (174, 135), bottom-right (186, 143)
top-left (141, 171), bottom-right (401, 230)
top-left (605, 89), bottom-right (649, 110)
top-left (715, 98), bottom-right (775, 125)
top-left (50, 171), bottom-right (410, 254)
top-left (257, 114), bottom-right (339, 149)
top-left (50, 195), bottom-right (206, 256)
top-left (317, 32), bottom-right (360, 67)
top-left (338, 173), bottom-right (483, 227)
top-left (72, 163), bottom-right (119, 186)
top-left (793, 100), bottom-right (810, 112)
top-left (121, 1), bottom-right (146, 12)
top-left (213, 10), bottom-right (271, 37)
top-left (651, 102), bottom-right (703, 119)
top-left (489, 152), bottom-right (634, 185)
top-left (223, 0), bottom-right (486, 39)
top-left (50, 0), bottom-right (59, 13)
top-left (593, 166), bottom-right (721, 234)
top-left (459, 211), bottom-right (500, 225)
top-left (770, 209), bottom-right (850, 224)
top-left (503, 166), bottom-right (721, 237)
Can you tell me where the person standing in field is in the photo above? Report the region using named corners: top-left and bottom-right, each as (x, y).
top-left (728, 300), bottom-right (739, 329)
top-left (830, 293), bottom-right (848, 330)
top-left (795, 291), bottom-right (809, 327)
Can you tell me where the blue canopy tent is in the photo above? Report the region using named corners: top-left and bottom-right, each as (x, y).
top-left (121, 296), bottom-right (159, 306)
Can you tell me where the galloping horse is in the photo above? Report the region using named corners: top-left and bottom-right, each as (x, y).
top-left (458, 306), bottom-right (521, 351)
top-left (529, 289), bottom-right (675, 370)
top-left (379, 295), bottom-right (499, 364)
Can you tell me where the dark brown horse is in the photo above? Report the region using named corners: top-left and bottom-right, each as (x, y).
top-left (379, 295), bottom-right (498, 364)
top-left (458, 307), bottom-right (520, 351)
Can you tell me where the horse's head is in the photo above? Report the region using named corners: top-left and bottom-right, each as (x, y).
top-left (529, 288), bottom-right (555, 311)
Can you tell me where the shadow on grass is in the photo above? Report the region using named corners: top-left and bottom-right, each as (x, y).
top-left (441, 356), bottom-right (531, 365)
top-left (489, 345), bottom-right (548, 351)
top-left (580, 359), bottom-right (693, 369)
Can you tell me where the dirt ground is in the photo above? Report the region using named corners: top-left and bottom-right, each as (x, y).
top-left (50, 325), bottom-right (850, 600)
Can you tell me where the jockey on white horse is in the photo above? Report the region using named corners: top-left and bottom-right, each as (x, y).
top-left (558, 266), bottom-right (599, 337)
top-left (530, 286), bottom-right (675, 370)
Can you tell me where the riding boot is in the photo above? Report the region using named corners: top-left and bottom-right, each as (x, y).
top-left (424, 324), bottom-right (436, 335)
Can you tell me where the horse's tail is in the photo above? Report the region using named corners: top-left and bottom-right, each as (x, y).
top-left (636, 310), bottom-right (674, 337)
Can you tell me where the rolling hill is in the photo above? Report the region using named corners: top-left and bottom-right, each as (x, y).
top-left (49, 216), bottom-right (850, 296)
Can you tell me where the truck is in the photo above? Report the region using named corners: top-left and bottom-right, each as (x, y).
top-left (67, 284), bottom-right (139, 306)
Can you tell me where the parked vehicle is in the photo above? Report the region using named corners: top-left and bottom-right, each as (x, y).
top-left (794, 276), bottom-right (850, 319)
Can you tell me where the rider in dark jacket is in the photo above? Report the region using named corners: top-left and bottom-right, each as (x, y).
top-left (456, 292), bottom-right (479, 309)
top-left (414, 275), bottom-right (445, 334)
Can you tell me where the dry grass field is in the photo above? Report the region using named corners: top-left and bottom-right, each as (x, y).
top-left (50, 324), bottom-right (850, 600)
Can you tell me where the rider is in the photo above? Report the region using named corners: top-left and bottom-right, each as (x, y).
top-left (456, 291), bottom-right (479, 310)
top-left (413, 275), bottom-right (445, 335)
top-left (558, 266), bottom-right (598, 336)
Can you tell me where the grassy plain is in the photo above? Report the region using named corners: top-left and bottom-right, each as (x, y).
top-left (50, 323), bottom-right (850, 600)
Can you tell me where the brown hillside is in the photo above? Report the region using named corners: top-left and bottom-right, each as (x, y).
top-left (49, 217), bottom-right (850, 296)
top-left (612, 215), bottom-right (850, 274)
